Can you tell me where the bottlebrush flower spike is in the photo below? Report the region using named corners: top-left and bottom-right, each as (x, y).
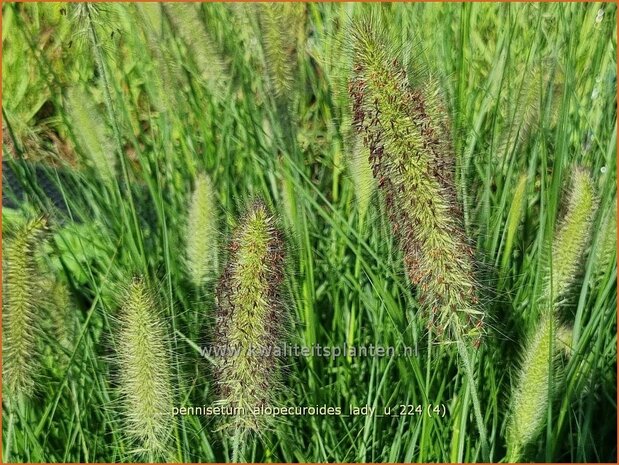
top-left (506, 313), bottom-right (559, 461)
top-left (348, 20), bottom-right (483, 343)
top-left (2, 216), bottom-right (48, 398)
top-left (186, 173), bottom-right (219, 287)
top-left (213, 200), bottom-right (287, 433)
top-left (116, 277), bottom-right (174, 457)
top-left (543, 168), bottom-right (597, 305)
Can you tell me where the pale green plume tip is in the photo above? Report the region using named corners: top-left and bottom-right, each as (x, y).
top-left (348, 137), bottom-right (375, 223)
top-left (259, 3), bottom-right (305, 99)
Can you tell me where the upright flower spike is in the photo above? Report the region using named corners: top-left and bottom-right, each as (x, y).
top-left (259, 3), bottom-right (305, 99)
top-left (186, 173), bottom-right (219, 287)
top-left (116, 277), bottom-right (174, 457)
top-left (2, 217), bottom-right (47, 399)
top-left (213, 200), bottom-right (287, 433)
top-left (506, 313), bottom-right (558, 462)
top-left (66, 87), bottom-right (116, 181)
top-left (348, 21), bottom-right (482, 342)
top-left (543, 168), bottom-right (597, 305)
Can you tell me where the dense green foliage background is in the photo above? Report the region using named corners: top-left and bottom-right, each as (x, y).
top-left (2, 2), bottom-right (617, 462)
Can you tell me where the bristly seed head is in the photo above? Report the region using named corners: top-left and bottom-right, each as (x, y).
top-left (543, 167), bottom-right (597, 306)
top-left (186, 173), bottom-right (219, 287)
top-left (213, 199), bottom-right (288, 433)
top-left (2, 216), bottom-right (48, 399)
top-left (349, 20), bottom-right (483, 344)
top-left (116, 276), bottom-right (174, 457)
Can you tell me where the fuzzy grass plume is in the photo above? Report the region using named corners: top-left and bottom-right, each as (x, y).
top-left (259, 3), bottom-right (306, 99)
top-left (593, 200), bottom-right (616, 283)
top-left (348, 20), bottom-right (482, 342)
top-left (2, 216), bottom-right (48, 399)
top-left (186, 173), bottom-right (219, 287)
top-left (543, 168), bottom-right (597, 305)
top-left (66, 87), bottom-right (115, 181)
top-left (506, 313), bottom-right (558, 462)
top-left (163, 3), bottom-right (226, 93)
top-left (116, 277), bottom-right (174, 457)
top-left (213, 200), bottom-right (287, 437)
top-left (507, 168), bottom-right (597, 460)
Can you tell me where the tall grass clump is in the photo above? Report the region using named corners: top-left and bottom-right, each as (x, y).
top-left (212, 200), bottom-right (287, 458)
top-left (186, 173), bottom-right (219, 287)
top-left (115, 277), bottom-right (174, 459)
top-left (2, 217), bottom-right (48, 399)
top-left (348, 20), bottom-right (483, 343)
top-left (507, 168), bottom-right (597, 461)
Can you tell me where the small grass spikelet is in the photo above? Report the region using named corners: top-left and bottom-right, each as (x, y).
top-left (2, 216), bottom-right (48, 399)
top-left (543, 168), bottom-right (597, 305)
top-left (186, 173), bottom-right (219, 287)
top-left (116, 277), bottom-right (174, 457)
top-left (348, 20), bottom-right (482, 343)
top-left (213, 200), bottom-right (287, 434)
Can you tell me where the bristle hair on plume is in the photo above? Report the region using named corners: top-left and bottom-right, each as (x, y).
top-left (186, 173), bottom-right (219, 287)
top-left (543, 167), bottom-right (597, 306)
top-left (115, 276), bottom-right (174, 458)
top-left (348, 19), bottom-right (483, 343)
top-left (213, 199), bottom-right (288, 438)
top-left (2, 216), bottom-right (48, 399)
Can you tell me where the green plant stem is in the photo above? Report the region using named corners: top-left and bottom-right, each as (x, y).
top-left (231, 428), bottom-right (242, 463)
top-left (4, 407), bottom-right (15, 463)
top-left (456, 337), bottom-right (489, 461)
